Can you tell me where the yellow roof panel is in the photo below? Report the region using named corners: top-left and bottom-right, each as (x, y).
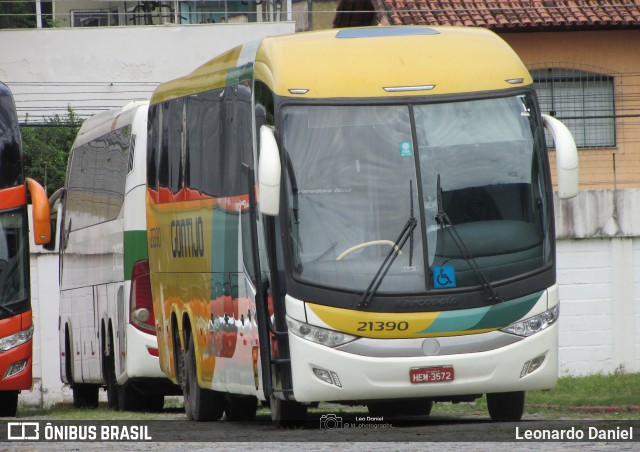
top-left (151, 26), bottom-right (533, 104)
top-left (256, 26), bottom-right (532, 98)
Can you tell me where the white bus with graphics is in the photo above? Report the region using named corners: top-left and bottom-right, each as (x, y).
top-left (146, 27), bottom-right (579, 426)
top-left (55, 101), bottom-right (179, 411)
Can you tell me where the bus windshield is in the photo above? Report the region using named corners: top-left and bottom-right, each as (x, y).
top-left (282, 93), bottom-right (552, 295)
top-left (0, 88), bottom-right (23, 189)
top-left (0, 208), bottom-right (28, 311)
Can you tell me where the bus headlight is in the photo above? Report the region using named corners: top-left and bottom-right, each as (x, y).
top-left (0, 325), bottom-right (34, 352)
top-left (286, 317), bottom-right (356, 347)
top-left (501, 305), bottom-right (559, 337)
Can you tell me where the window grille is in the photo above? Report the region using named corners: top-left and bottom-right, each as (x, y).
top-left (71, 9), bottom-right (118, 27)
top-left (532, 68), bottom-right (615, 148)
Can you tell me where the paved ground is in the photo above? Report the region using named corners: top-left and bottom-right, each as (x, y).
top-left (2, 407), bottom-right (638, 451)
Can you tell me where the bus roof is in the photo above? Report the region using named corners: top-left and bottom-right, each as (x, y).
top-left (73, 101), bottom-right (148, 148)
top-left (150, 26), bottom-right (532, 104)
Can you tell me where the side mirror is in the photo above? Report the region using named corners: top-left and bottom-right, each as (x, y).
top-left (258, 126), bottom-right (282, 216)
top-left (542, 114), bottom-right (579, 200)
top-left (43, 187), bottom-right (65, 251)
top-left (27, 178), bottom-right (51, 245)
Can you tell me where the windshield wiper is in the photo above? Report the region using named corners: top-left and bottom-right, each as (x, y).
top-left (357, 181), bottom-right (417, 309)
top-left (435, 175), bottom-right (502, 304)
top-left (0, 304), bottom-right (16, 315)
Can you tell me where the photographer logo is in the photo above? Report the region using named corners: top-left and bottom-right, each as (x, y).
top-left (319, 414), bottom-right (343, 430)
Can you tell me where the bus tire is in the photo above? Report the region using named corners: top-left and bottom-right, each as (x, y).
top-left (367, 398), bottom-right (432, 417)
top-left (0, 390), bottom-right (19, 417)
top-left (487, 391), bottom-right (525, 421)
top-left (64, 327), bottom-right (73, 385)
top-left (104, 335), bottom-right (119, 410)
top-left (225, 394), bottom-right (258, 421)
top-left (140, 394), bottom-right (165, 413)
top-left (72, 384), bottom-right (99, 409)
top-left (118, 382), bottom-right (164, 412)
top-left (183, 332), bottom-right (224, 421)
top-left (270, 394), bottom-right (307, 428)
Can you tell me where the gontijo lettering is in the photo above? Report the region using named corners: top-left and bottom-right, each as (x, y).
top-left (171, 216), bottom-right (205, 258)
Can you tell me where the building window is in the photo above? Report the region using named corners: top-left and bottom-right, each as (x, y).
top-left (72, 9), bottom-right (118, 27)
top-left (532, 68), bottom-right (615, 148)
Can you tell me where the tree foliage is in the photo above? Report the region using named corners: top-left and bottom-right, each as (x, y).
top-left (21, 109), bottom-right (82, 195)
top-left (0, 2), bottom-right (36, 28)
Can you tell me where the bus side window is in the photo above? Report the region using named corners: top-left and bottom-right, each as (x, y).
top-left (185, 88), bottom-right (224, 198)
top-left (147, 105), bottom-right (159, 191)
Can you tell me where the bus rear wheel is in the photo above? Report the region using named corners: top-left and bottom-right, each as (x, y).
top-left (119, 382), bottom-right (164, 412)
top-left (72, 384), bottom-right (99, 408)
top-left (183, 332), bottom-right (225, 421)
top-left (104, 338), bottom-right (119, 410)
top-left (486, 391), bottom-right (525, 421)
top-left (0, 390), bottom-right (19, 417)
top-left (225, 394), bottom-right (258, 421)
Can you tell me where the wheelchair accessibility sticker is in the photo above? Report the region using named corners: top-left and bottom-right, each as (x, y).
top-left (433, 265), bottom-right (457, 289)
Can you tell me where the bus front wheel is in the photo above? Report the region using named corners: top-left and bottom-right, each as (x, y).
top-left (486, 391), bottom-right (525, 421)
top-left (0, 390), bottom-right (18, 416)
top-left (270, 394), bottom-right (307, 428)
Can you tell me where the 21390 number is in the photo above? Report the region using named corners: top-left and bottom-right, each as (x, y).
top-left (357, 321), bottom-right (409, 332)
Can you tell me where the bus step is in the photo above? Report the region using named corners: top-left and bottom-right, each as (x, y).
top-left (271, 358), bottom-right (291, 365)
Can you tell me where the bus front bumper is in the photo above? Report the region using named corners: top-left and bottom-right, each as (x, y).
top-left (288, 323), bottom-right (558, 402)
top-left (0, 340), bottom-right (32, 391)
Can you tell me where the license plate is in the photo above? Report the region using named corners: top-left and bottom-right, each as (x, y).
top-left (409, 366), bottom-right (454, 384)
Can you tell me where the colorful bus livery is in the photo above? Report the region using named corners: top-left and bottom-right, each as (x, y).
top-left (146, 26), bottom-right (578, 425)
top-left (0, 82), bottom-right (50, 417)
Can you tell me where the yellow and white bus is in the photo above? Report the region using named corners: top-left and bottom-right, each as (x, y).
top-left (146, 26), bottom-right (578, 425)
top-left (57, 101), bottom-right (179, 411)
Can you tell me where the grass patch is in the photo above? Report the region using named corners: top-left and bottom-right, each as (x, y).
top-left (526, 372), bottom-right (640, 407)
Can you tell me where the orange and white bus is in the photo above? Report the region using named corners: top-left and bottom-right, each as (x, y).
top-left (0, 82), bottom-right (50, 417)
top-left (146, 27), bottom-right (578, 426)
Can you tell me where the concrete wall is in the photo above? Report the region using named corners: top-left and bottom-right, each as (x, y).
top-left (554, 189), bottom-right (640, 376)
top-left (24, 249), bottom-right (70, 407)
top-left (0, 22), bottom-right (295, 123)
top-left (557, 238), bottom-right (640, 376)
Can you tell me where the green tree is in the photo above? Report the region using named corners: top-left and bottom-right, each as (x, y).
top-left (21, 109), bottom-right (82, 194)
top-left (0, 1), bottom-right (37, 28)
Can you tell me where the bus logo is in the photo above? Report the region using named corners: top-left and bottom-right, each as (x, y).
top-left (7, 422), bottom-right (40, 440)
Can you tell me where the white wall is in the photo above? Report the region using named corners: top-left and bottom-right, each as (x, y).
top-left (557, 238), bottom-right (640, 376)
top-left (24, 249), bottom-right (70, 407)
top-left (0, 22), bottom-right (295, 123)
